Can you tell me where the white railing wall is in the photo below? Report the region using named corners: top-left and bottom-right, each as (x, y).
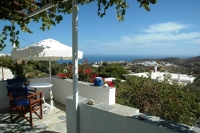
top-left (66, 96), bottom-right (177, 133)
top-left (51, 77), bottom-right (115, 105)
top-left (0, 77), bottom-right (115, 109)
top-left (0, 81), bottom-right (9, 109)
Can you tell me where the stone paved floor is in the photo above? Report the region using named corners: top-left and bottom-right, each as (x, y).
top-left (0, 101), bottom-right (67, 133)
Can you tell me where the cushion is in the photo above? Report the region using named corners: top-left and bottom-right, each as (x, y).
top-left (14, 99), bottom-right (29, 106)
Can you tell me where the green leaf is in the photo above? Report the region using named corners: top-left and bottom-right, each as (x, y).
top-left (8, 26), bottom-right (11, 31)
top-left (0, 0), bottom-right (157, 51)
top-left (16, 31), bottom-right (19, 35)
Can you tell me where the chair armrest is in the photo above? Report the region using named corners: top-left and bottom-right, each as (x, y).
top-left (27, 91), bottom-right (43, 105)
top-left (27, 91), bottom-right (42, 99)
top-left (28, 90), bottom-right (37, 99)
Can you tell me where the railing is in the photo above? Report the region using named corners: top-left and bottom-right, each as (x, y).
top-left (66, 96), bottom-right (197, 133)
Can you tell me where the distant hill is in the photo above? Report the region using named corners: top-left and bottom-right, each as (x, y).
top-left (157, 56), bottom-right (200, 66)
top-left (133, 55), bottom-right (200, 65)
top-left (132, 55), bottom-right (200, 76)
top-left (157, 57), bottom-right (185, 65)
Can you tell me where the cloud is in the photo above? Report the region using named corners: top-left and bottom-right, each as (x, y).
top-left (86, 40), bottom-right (98, 43)
top-left (121, 32), bottom-right (200, 43)
top-left (188, 39), bottom-right (200, 44)
top-left (143, 22), bottom-right (188, 33)
top-left (95, 22), bottom-right (200, 47)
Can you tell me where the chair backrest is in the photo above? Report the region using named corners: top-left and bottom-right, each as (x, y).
top-left (7, 78), bottom-right (25, 87)
top-left (6, 78), bottom-right (28, 99)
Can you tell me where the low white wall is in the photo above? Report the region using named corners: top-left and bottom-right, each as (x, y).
top-left (52, 77), bottom-right (115, 105)
top-left (0, 77), bottom-right (115, 109)
top-left (66, 96), bottom-right (176, 133)
top-left (0, 81), bottom-right (9, 109)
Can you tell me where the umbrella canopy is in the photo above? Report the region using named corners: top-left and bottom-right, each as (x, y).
top-left (11, 38), bottom-right (83, 60)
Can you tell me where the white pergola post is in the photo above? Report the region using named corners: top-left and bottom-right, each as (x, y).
top-left (72, 0), bottom-right (79, 132)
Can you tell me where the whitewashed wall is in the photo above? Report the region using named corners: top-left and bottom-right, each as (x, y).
top-left (0, 77), bottom-right (115, 109)
top-left (0, 81), bottom-right (9, 109)
top-left (51, 77), bottom-right (115, 105)
top-left (66, 96), bottom-right (177, 133)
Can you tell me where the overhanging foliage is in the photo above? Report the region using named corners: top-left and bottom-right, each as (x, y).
top-left (0, 0), bottom-right (157, 50)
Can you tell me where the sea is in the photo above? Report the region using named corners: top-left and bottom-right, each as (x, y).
top-left (57, 54), bottom-right (193, 64)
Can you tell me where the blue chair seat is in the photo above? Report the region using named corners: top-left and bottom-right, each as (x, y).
top-left (14, 99), bottom-right (30, 106)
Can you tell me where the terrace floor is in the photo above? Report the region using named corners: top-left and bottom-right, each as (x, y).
top-left (1, 100), bottom-right (200, 133)
top-left (0, 101), bottom-right (66, 133)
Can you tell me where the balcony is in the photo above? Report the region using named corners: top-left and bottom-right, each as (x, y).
top-left (0, 77), bottom-right (199, 133)
top-left (0, 77), bottom-right (115, 132)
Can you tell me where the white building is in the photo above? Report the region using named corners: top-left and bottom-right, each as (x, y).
top-left (124, 71), bottom-right (195, 85)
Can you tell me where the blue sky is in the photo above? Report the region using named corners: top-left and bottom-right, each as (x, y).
top-left (0, 0), bottom-right (200, 57)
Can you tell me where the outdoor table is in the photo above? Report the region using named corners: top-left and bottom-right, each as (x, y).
top-left (29, 82), bottom-right (53, 111)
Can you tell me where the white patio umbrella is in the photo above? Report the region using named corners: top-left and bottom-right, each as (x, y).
top-left (11, 38), bottom-right (83, 108)
top-left (12, 38), bottom-right (83, 61)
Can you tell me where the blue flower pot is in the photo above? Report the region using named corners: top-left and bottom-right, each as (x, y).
top-left (94, 77), bottom-right (103, 86)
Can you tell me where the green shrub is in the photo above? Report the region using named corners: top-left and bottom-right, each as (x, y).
top-left (116, 76), bottom-right (200, 126)
top-left (98, 63), bottom-right (129, 79)
top-left (183, 77), bottom-right (200, 98)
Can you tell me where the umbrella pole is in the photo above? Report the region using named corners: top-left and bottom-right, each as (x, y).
top-left (49, 58), bottom-right (54, 109)
top-left (49, 59), bottom-right (51, 83)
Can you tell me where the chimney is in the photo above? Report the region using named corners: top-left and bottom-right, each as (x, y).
top-left (154, 65), bottom-right (157, 72)
top-left (178, 74), bottom-right (181, 82)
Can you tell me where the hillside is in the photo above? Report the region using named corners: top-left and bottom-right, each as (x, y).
top-left (132, 55), bottom-right (200, 76)
top-left (157, 56), bottom-right (200, 66)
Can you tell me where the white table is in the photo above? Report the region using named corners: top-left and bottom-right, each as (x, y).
top-left (29, 82), bottom-right (54, 111)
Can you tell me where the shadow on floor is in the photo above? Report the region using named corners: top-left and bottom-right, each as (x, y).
top-left (0, 101), bottom-right (67, 133)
